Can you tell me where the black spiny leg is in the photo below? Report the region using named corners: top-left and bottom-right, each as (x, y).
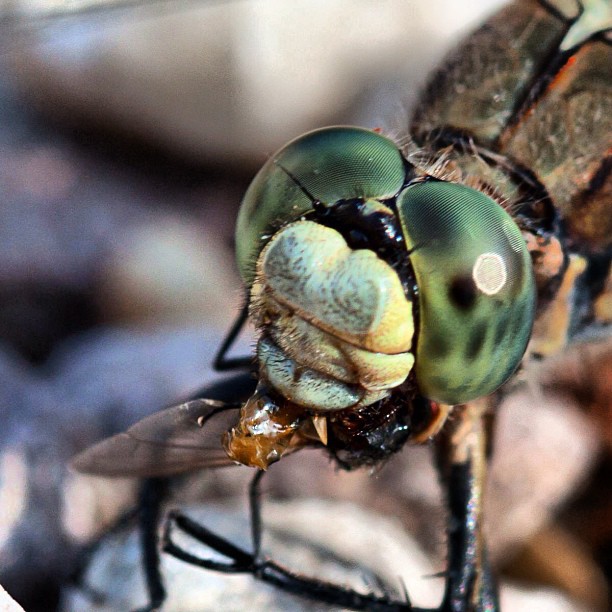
top-left (162, 469), bottom-right (424, 611)
top-left (157, 396), bottom-right (501, 611)
top-left (214, 302), bottom-right (253, 371)
top-left (436, 398), bottom-right (499, 612)
top-left (133, 478), bottom-right (169, 612)
top-left (129, 304), bottom-right (252, 609)
top-left (249, 469), bottom-right (265, 557)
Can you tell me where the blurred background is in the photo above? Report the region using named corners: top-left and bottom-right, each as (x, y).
top-left (0, 0), bottom-right (610, 610)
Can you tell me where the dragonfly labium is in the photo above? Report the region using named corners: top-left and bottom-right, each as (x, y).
top-left (72, 0), bottom-right (612, 610)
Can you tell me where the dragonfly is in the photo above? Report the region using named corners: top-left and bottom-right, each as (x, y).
top-left (65, 0), bottom-right (611, 610)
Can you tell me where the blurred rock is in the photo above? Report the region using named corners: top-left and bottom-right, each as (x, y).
top-left (0, 324), bottom-right (250, 611)
top-left (0, 583), bottom-right (24, 612)
top-left (0, 72), bottom-right (244, 360)
top-left (61, 500), bottom-right (589, 612)
top-left (502, 523), bottom-right (608, 611)
top-left (96, 214), bottom-right (240, 328)
top-left (499, 582), bottom-right (591, 612)
top-left (5, 0), bottom-right (506, 165)
top-left (61, 500), bottom-right (440, 611)
top-left (486, 382), bottom-right (600, 558)
top-left (539, 338), bottom-right (612, 450)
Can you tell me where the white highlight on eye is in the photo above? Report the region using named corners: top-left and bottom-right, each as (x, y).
top-left (473, 252), bottom-right (507, 295)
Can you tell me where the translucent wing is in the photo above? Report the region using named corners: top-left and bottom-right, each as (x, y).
top-left (71, 399), bottom-right (241, 477)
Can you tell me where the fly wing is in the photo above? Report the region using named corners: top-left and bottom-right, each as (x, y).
top-left (71, 399), bottom-right (241, 477)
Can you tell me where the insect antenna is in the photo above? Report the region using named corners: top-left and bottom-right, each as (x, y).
top-left (275, 161), bottom-right (324, 210)
top-left (213, 301), bottom-right (253, 372)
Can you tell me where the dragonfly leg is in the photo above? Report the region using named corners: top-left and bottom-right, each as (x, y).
top-left (161, 475), bottom-right (428, 612)
top-left (249, 469), bottom-right (265, 557)
top-left (163, 509), bottom-right (421, 611)
top-left (132, 478), bottom-right (169, 612)
top-left (158, 412), bottom-right (502, 612)
top-left (435, 397), bottom-right (499, 612)
top-left (213, 301), bottom-right (253, 371)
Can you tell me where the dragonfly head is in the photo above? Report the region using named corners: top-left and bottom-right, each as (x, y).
top-left (232, 127), bottom-right (536, 465)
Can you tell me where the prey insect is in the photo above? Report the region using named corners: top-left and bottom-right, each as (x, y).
top-left (72, 0), bottom-right (611, 610)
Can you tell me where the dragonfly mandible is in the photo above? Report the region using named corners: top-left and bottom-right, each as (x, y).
top-left (71, 1), bottom-right (611, 610)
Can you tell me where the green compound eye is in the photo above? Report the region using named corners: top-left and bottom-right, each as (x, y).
top-left (236, 127), bottom-right (405, 285)
top-left (397, 181), bottom-right (536, 404)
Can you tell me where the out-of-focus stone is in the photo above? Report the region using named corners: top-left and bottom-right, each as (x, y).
top-left (0, 325), bottom-right (250, 610)
top-left (61, 473), bottom-right (137, 543)
top-left (0, 75), bottom-right (245, 358)
top-left (0, 449), bottom-right (28, 551)
top-left (96, 215), bottom-right (241, 328)
top-left (539, 337), bottom-right (612, 449)
top-left (62, 500), bottom-right (441, 611)
top-left (6, 0), bottom-right (506, 165)
top-left (0, 583), bottom-right (24, 612)
top-left (502, 523), bottom-right (608, 611)
top-left (499, 582), bottom-right (591, 612)
top-left (486, 378), bottom-right (600, 559)
top-left (62, 499), bottom-right (592, 612)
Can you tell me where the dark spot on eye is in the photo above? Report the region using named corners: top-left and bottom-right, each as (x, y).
top-left (508, 303), bottom-right (528, 338)
top-left (466, 319), bottom-right (487, 360)
top-left (427, 332), bottom-right (449, 358)
top-left (448, 275), bottom-right (477, 310)
top-left (430, 375), bottom-right (447, 391)
top-left (493, 310), bottom-right (511, 346)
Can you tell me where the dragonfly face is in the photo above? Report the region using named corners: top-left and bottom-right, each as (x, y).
top-left (225, 126), bottom-right (536, 469)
